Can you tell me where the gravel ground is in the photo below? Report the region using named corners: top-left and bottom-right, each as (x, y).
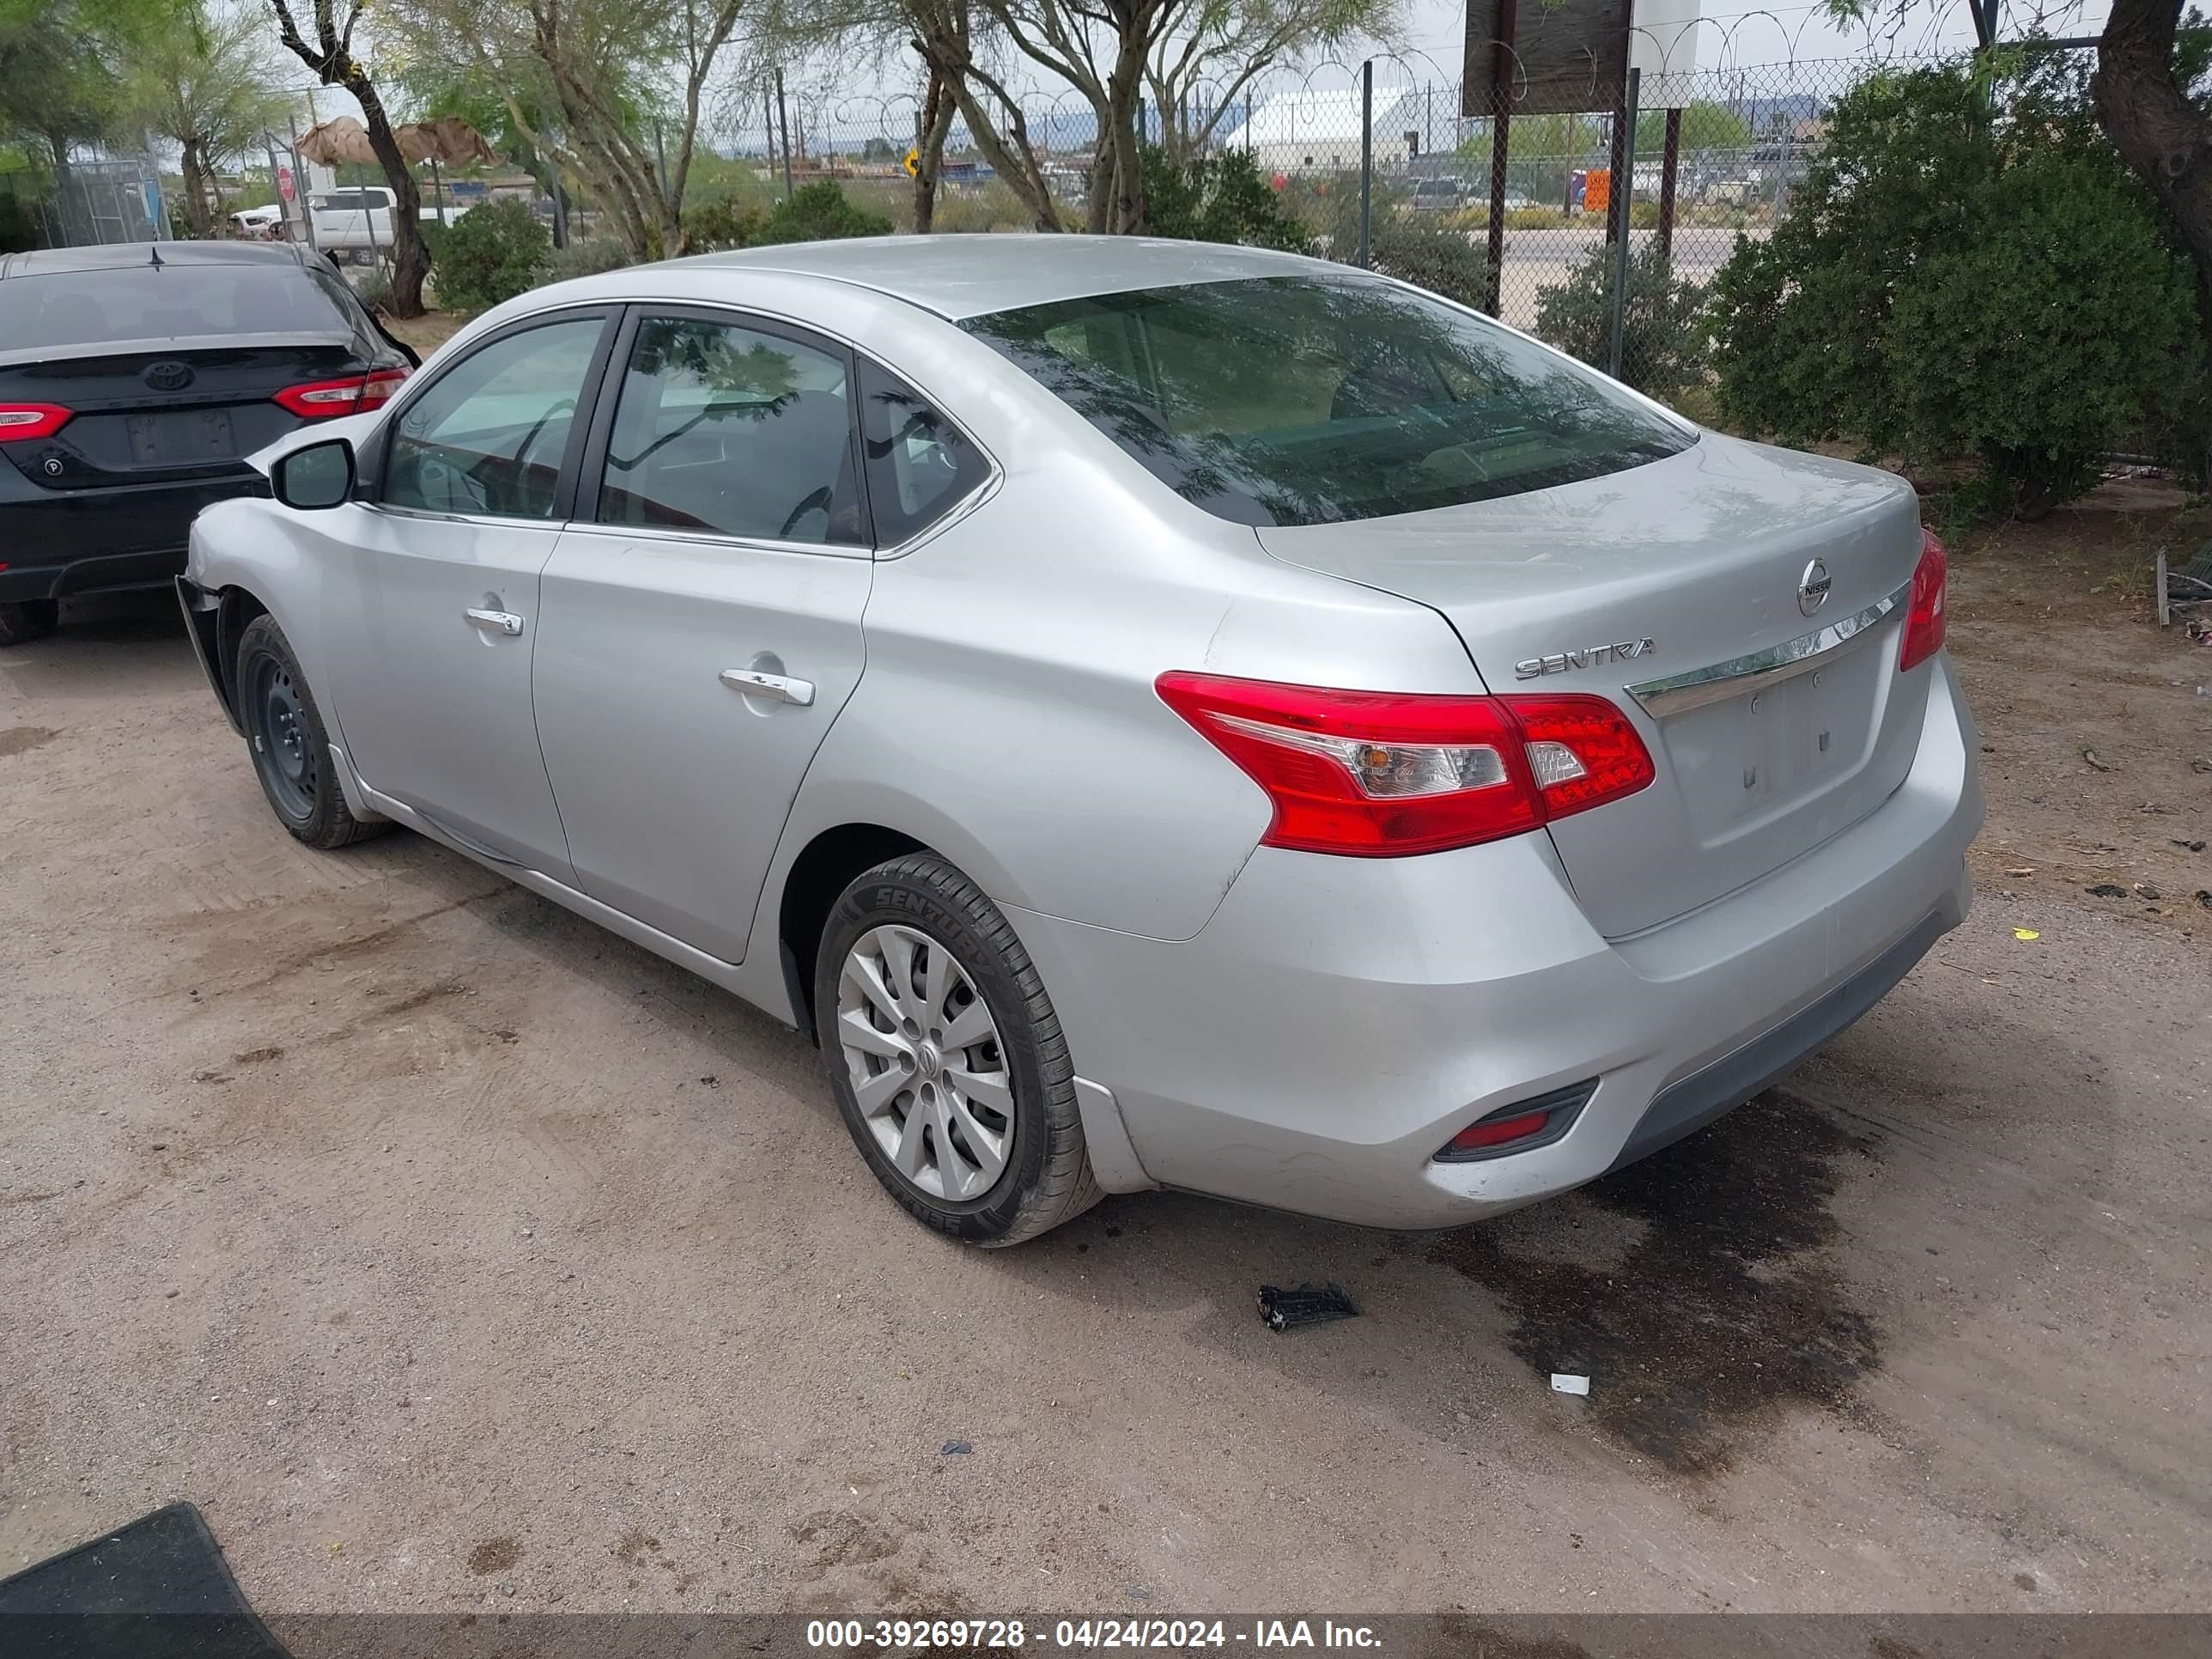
top-left (2, 499), bottom-right (2207, 1617)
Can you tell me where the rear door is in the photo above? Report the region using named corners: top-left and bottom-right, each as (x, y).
top-left (316, 307), bottom-right (617, 878)
top-left (531, 306), bottom-right (875, 963)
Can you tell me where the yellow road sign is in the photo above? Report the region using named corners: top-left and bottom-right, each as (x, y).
top-left (903, 146), bottom-right (921, 178)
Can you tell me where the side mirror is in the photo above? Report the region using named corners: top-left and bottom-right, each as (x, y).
top-left (271, 438), bottom-right (355, 510)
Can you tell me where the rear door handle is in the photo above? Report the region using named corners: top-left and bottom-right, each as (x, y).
top-left (720, 668), bottom-right (815, 707)
top-left (464, 607), bottom-right (525, 637)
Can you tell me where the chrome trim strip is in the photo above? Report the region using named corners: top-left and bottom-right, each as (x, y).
top-left (1626, 580), bottom-right (1911, 718)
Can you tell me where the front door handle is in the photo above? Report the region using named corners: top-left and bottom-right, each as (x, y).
top-left (465, 607), bottom-right (525, 637)
top-left (720, 667), bottom-right (815, 707)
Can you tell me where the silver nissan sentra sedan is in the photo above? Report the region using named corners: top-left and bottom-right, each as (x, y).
top-left (177, 235), bottom-right (1982, 1245)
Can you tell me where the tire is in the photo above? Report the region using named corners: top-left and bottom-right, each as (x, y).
top-left (234, 613), bottom-right (389, 850)
top-left (815, 854), bottom-right (1103, 1248)
top-left (0, 599), bottom-right (58, 646)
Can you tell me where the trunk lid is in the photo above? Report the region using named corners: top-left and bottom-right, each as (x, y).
top-left (1, 338), bottom-right (361, 492)
top-left (1255, 433), bottom-right (1934, 937)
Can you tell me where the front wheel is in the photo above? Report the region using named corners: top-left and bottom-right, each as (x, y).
top-left (0, 599), bottom-right (58, 646)
top-left (815, 854), bottom-right (1102, 1247)
top-left (234, 613), bottom-right (389, 849)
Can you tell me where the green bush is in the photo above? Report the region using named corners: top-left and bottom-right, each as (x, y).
top-left (0, 192), bottom-right (39, 254)
top-left (1708, 60), bottom-right (2201, 517)
top-left (1535, 240), bottom-right (1712, 401)
top-left (1141, 145), bottom-right (1315, 254)
top-left (428, 198), bottom-right (549, 312)
top-left (544, 235), bottom-right (634, 281)
top-left (683, 181), bottom-right (891, 252)
top-left (1365, 214), bottom-right (1492, 311)
top-left (682, 198), bottom-right (763, 252)
top-left (753, 180), bottom-right (893, 245)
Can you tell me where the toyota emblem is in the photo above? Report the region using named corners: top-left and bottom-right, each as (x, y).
top-left (143, 360), bottom-right (195, 392)
top-left (1797, 558), bottom-right (1832, 617)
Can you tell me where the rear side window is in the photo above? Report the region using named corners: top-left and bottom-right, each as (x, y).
top-left (856, 361), bottom-right (989, 544)
top-left (384, 317), bottom-right (604, 519)
top-left (963, 274), bottom-right (1693, 527)
top-left (595, 314), bottom-right (866, 546)
top-left (0, 265), bottom-right (353, 350)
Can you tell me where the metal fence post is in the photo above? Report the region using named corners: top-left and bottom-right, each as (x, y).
top-left (1358, 61), bottom-right (1372, 270)
top-left (1605, 66), bottom-right (1641, 381)
top-left (775, 68), bottom-right (795, 197)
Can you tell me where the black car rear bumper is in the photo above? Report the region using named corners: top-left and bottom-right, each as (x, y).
top-left (0, 473), bottom-right (265, 602)
top-left (0, 545), bottom-right (189, 602)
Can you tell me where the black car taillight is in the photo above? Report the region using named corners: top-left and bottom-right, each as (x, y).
top-left (272, 367), bottom-right (408, 420)
top-left (0, 403), bottom-right (72, 442)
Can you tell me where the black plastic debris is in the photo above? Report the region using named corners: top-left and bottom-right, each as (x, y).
top-left (1259, 1282), bottom-right (1358, 1332)
top-left (940, 1440), bottom-right (972, 1455)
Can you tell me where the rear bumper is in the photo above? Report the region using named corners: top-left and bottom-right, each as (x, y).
top-left (1007, 656), bottom-right (1983, 1229)
top-left (0, 474), bottom-right (264, 601)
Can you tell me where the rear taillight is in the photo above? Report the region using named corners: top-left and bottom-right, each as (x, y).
top-left (273, 367), bottom-right (409, 420)
top-left (1155, 672), bottom-right (1656, 858)
top-left (0, 403), bottom-right (72, 442)
top-left (1899, 528), bottom-right (1948, 672)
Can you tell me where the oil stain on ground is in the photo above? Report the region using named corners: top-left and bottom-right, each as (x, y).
top-left (1430, 1090), bottom-right (1881, 1474)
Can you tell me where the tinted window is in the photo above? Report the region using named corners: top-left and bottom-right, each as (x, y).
top-left (0, 264), bottom-right (353, 349)
top-left (963, 275), bottom-right (1694, 527)
top-left (857, 361), bottom-right (988, 544)
top-left (596, 315), bottom-right (863, 546)
top-left (384, 317), bottom-right (603, 519)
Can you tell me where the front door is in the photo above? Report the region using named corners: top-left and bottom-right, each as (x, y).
top-left (319, 310), bottom-right (613, 877)
top-left (532, 308), bottom-right (874, 963)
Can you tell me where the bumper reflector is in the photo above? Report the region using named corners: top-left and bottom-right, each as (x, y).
top-left (1434, 1080), bottom-right (1598, 1163)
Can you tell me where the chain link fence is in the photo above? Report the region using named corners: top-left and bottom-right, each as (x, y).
top-left (771, 54), bottom-right (1875, 399)
top-left (10, 155), bottom-right (170, 249)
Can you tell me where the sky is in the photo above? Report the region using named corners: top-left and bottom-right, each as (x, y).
top-left (1395, 0), bottom-right (2112, 82)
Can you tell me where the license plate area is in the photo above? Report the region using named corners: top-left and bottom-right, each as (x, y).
top-left (126, 408), bottom-right (236, 465)
top-left (1664, 642), bottom-right (1886, 834)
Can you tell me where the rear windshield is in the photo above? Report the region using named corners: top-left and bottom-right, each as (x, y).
top-left (0, 264), bottom-right (354, 350)
top-left (962, 275), bottom-right (1693, 526)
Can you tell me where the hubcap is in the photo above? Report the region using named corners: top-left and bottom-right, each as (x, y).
top-left (836, 924), bottom-right (1013, 1202)
top-left (246, 655), bottom-right (317, 822)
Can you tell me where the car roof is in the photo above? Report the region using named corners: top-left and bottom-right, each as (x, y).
top-left (663, 234), bottom-right (1336, 321)
top-left (0, 240), bottom-right (313, 281)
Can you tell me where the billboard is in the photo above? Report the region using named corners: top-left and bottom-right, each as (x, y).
top-left (1464, 0), bottom-right (1705, 116)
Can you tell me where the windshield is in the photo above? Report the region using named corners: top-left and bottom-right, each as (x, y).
top-left (963, 274), bottom-right (1693, 526)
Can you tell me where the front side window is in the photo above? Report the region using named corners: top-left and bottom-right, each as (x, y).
top-left (597, 314), bottom-right (864, 546)
top-left (963, 275), bottom-right (1694, 527)
top-left (857, 361), bottom-right (989, 544)
top-left (383, 317), bottom-right (604, 519)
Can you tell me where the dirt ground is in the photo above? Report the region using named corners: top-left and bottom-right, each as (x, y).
top-left (1, 481), bottom-right (2207, 1618)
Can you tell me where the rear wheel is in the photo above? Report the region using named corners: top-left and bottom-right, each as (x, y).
top-left (0, 599), bottom-right (58, 646)
top-left (234, 613), bottom-right (388, 849)
top-left (815, 854), bottom-right (1102, 1247)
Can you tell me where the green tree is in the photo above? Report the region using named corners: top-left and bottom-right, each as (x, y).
top-left (1635, 100), bottom-right (1750, 154)
top-left (268, 0), bottom-right (432, 317)
top-left (120, 3), bottom-right (291, 237)
top-left (1709, 60), bottom-right (2201, 514)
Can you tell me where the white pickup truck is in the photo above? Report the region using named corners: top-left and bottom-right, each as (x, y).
top-left (308, 186), bottom-right (397, 252)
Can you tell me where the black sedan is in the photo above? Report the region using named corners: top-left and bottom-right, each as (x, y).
top-left (0, 240), bottom-right (416, 645)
